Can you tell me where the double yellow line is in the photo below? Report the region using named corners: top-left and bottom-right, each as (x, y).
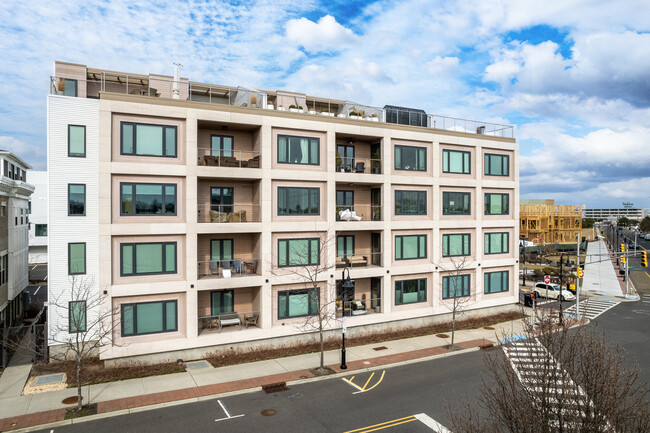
top-left (344, 415), bottom-right (417, 433)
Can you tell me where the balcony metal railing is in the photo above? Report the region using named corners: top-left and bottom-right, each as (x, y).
top-left (336, 157), bottom-right (382, 174)
top-left (198, 258), bottom-right (260, 279)
top-left (198, 311), bottom-right (260, 332)
top-left (50, 74), bottom-right (514, 138)
top-left (336, 252), bottom-right (382, 267)
top-left (197, 148), bottom-right (260, 168)
top-left (198, 203), bottom-right (260, 223)
top-left (336, 205), bottom-right (382, 222)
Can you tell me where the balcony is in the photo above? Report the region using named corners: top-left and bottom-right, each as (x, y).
top-left (336, 231), bottom-right (383, 268)
top-left (336, 184), bottom-right (382, 222)
top-left (198, 204), bottom-right (260, 223)
top-left (198, 258), bottom-right (260, 279)
top-left (197, 178), bottom-right (261, 223)
top-left (336, 137), bottom-right (382, 175)
top-left (197, 286), bottom-right (261, 334)
top-left (335, 204), bottom-right (382, 222)
top-left (335, 276), bottom-right (383, 316)
top-left (197, 149), bottom-right (260, 168)
top-left (197, 233), bottom-right (260, 279)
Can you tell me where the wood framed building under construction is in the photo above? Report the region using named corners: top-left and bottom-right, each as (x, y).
top-left (520, 199), bottom-right (582, 245)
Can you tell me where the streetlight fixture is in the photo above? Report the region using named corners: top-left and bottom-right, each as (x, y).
top-left (340, 268), bottom-right (354, 370)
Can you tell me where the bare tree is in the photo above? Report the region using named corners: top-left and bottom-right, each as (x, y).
top-left (449, 318), bottom-right (650, 432)
top-left (48, 275), bottom-right (120, 411)
top-left (438, 255), bottom-right (473, 350)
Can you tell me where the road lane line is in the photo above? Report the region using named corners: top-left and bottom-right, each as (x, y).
top-left (344, 416), bottom-right (417, 433)
top-left (414, 413), bottom-right (451, 432)
top-left (361, 372), bottom-right (375, 390)
top-left (218, 399), bottom-right (231, 417)
top-left (342, 377), bottom-right (365, 392)
top-left (214, 399), bottom-right (245, 422)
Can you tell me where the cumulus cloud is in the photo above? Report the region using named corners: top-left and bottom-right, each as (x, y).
top-left (285, 15), bottom-right (357, 53)
top-left (424, 56), bottom-right (460, 76)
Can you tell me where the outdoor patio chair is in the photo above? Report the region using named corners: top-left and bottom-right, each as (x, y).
top-left (354, 161), bottom-right (365, 173)
top-left (243, 312), bottom-right (259, 329)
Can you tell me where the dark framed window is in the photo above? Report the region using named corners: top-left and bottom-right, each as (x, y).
top-left (336, 190), bottom-right (354, 218)
top-left (394, 145), bottom-right (426, 171)
top-left (120, 183), bottom-right (177, 216)
top-left (121, 300), bottom-right (178, 337)
top-left (68, 125), bottom-right (86, 157)
top-left (442, 275), bottom-right (470, 299)
top-left (484, 271), bottom-right (509, 294)
top-left (337, 235), bottom-right (354, 259)
top-left (211, 290), bottom-right (234, 315)
top-left (337, 144), bottom-right (355, 171)
top-left (211, 187), bottom-right (234, 213)
top-left (211, 239), bottom-right (233, 262)
top-left (395, 190), bottom-right (427, 215)
top-left (63, 79), bottom-right (78, 97)
top-left (278, 135), bottom-right (319, 165)
top-left (485, 232), bottom-right (509, 254)
top-left (484, 193), bottom-right (509, 215)
top-left (442, 192), bottom-right (470, 215)
top-left (211, 135), bottom-right (234, 157)
top-left (395, 278), bottom-right (427, 305)
top-left (443, 234), bottom-right (471, 257)
top-left (278, 288), bottom-right (319, 319)
top-left (395, 235), bottom-right (427, 260)
top-left (69, 301), bottom-right (86, 333)
top-left (0, 255), bottom-right (6, 285)
top-left (278, 238), bottom-right (320, 267)
top-left (120, 122), bottom-right (177, 157)
top-left (484, 154), bottom-right (509, 176)
top-left (277, 187), bottom-right (319, 215)
top-left (442, 149), bottom-right (471, 174)
top-left (68, 184), bottom-right (86, 216)
top-left (120, 242), bottom-right (177, 276)
top-left (35, 224), bottom-right (47, 236)
top-left (68, 242), bottom-right (86, 275)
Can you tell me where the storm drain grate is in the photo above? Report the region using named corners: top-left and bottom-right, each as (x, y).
top-left (262, 382), bottom-right (288, 393)
top-left (373, 346), bottom-right (388, 351)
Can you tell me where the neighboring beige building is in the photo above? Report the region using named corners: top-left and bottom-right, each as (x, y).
top-left (520, 199), bottom-right (582, 245)
top-left (48, 61), bottom-right (518, 362)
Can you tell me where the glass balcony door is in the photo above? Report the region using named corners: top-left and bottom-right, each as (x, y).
top-left (211, 187), bottom-right (234, 213)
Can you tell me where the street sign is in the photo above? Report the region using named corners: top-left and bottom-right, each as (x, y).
top-left (544, 275), bottom-right (550, 284)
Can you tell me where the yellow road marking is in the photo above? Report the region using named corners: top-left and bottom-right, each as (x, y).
top-left (645, 272), bottom-right (650, 279)
top-left (343, 370), bottom-right (386, 394)
top-left (362, 372), bottom-right (375, 390)
top-left (344, 416), bottom-right (416, 433)
top-left (363, 370), bottom-right (386, 392)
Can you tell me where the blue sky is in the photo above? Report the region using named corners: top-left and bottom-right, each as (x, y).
top-left (1, 0), bottom-right (649, 209)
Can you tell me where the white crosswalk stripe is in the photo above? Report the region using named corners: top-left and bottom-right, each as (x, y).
top-left (564, 298), bottom-right (620, 320)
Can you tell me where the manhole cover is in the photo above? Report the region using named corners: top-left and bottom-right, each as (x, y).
top-left (62, 396), bottom-right (82, 404)
top-left (436, 334), bottom-right (449, 338)
top-left (373, 346), bottom-right (388, 351)
top-left (261, 409), bottom-right (276, 416)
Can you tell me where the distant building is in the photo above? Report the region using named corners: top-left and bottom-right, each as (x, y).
top-left (582, 208), bottom-right (648, 221)
top-left (28, 171), bottom-right (47, 263)
top-left (520, 199), bottom-right (582, 245)
top-left (0, 151), bottom-right (34, 328)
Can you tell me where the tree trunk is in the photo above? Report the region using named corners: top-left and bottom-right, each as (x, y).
top-left (76, 360), bottom-right (82, 410)
top-left (319, 319), bottom-right (324, 369)
top-left (451, 301), bottom-right (456, 349)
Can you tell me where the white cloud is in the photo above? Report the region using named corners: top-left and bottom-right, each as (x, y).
top-left (424, 56), bottom-right (460, 76)
top-left (0, 136), bottom-right (46, 170)
top-left (285, 15), bottom-right (357, 53)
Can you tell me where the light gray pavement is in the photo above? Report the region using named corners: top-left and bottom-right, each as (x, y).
top-left (582, 239), bottom-right (627, 298)
top-left (0, 326), bottom-right (35, 400)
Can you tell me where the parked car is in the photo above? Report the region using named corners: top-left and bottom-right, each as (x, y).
top-left (628, 241), bottom-right (638, 249)
top-left (533, 282), bottom-right (576, 301)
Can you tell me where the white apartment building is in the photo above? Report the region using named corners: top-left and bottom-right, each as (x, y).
top-left (0, 151), bottom-right (34, 328)
top-left (47, 61), bottom-right (519, 362)
top-left (28, 170), bottom-right (48, 263)
top-left (583, 208), bottom-right (648, 221)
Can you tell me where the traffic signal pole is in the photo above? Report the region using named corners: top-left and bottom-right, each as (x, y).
top-left (576, 234), bottom-right (580, 321)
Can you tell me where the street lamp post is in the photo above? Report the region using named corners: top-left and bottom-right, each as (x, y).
top-left (340, 268), bottom-right (354, 370)
top-left (559, 253), bottom-right (565, 325)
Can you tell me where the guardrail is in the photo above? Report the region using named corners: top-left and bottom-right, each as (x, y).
top-left (197, 203), bottom-right (260, 223)
top-left (197, 148), bottom-right (260, 168)
top-left (198, 258), bottom-right (260, 278)
top-left (336, 205), bottom-right (382, 222)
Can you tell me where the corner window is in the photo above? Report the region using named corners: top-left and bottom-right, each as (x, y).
top-left (278, 187), bottom-right (320, 215)
top-left (68, 184), bottom-right (86, 216)
top-left (442, 149), bottom-right (471, 174)
top-left (278, 238), bottom-right (320, 267)
top-left (278, 288), bottom-right (319, 319)
top-left (442, 275), bottom-right (470, 299)
top-left (120, 183), bottom-right (177, 216)
top-left (484, 271), bottom-right (509, 294)
top-left (278, 135), bottom-right (319, 165)
top-left (121, 122), bottom-right (177, 157)
top-left (484, 154), bottom-right (509, 176)
top-left (120, 242), bottom-right (177, 276)
top-left (121, 300), bottom-right (178, 336)
top-left (395, 190), bottom-right (427, 215)
top-left (442, 192), bottom-right (470, 215)
top-left (68, 243), bottom-right (86, 275)
top-left (69, 301), bottom-right (87, 333)
top-left (395, 145), bottom-right (426, 171)
top-left (35, 224), bottom-right (47, 236)
top-left (442, 234), bottom-right (471, 257)
top-left (395, 278), bottom-right (427, 305)
top-left (68, 125), bottom-right (86, 157)
top-left (485, 232), bottom-right (509, 254)
top-left (484, 193), bottom-right (509, 215)
top-left (395, 235), bottom-right (427, 260)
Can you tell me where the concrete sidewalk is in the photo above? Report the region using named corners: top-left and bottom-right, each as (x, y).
top-left (582, 239), bottom-right (628, 298)
top-left (0, 326), bottom-right (35, 401)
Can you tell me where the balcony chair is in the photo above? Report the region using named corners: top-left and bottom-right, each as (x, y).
top-left (354, 162), bottom-right (365, 173)
top-left (348, 255), bottom-right (367, 267)
top-left (209, 260), bottom-right (221, 276)
top-left (243, 312), bottom-right (259, 329)
top-left (336, 256), bottom-right (347, 268)
top-left (231, 259), bottom-right (244, 274)
top-left (244, 259), bottom-right (258, 274)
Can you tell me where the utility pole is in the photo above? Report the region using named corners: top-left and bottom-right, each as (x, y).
top-left (625, 248), bottom-right (629, 298)
top-left (559, 254), bottom-right (564, 325)
top-left (576, 234), bottom-right (581, 321)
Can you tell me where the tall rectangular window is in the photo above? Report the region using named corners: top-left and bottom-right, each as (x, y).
top-left (121, 300), bottom-right (177, 336)
top-left (68, 125), bottom-right (86, 157)
top-left (69, 301), bottom-right (86, 333)
top-left (394, 145), bottom-right (426, 171)
top-left (484, 193), bottom-right (509, 215)
top-left (484, 154), bottom-right (509, 176)
top-left (442, 275), bottom-right (470, 299)
top-left (210, 239), bottom-right (233, 262)
top-left (120, 122), bottom-right (177, 157)
top-left (278, 288), bottom-right (319, 319)
top-left (211, 187), bottom-right (234, 213)
top-left (121, 183), bottom-right (177, 216)
top-left (63, 78), bottom-right (78, 97)
top-left (35, 224), bottom-right (47, 236)
top-left (395, 235), bottom-right (427, 260)
top-left (337, 235), bottom-right (354, 259)
top-left (278, 187), bottom-right (320, 215)
top-left (442, 192), bottom-right (470, 215)
top-left (484, 271), bottom-right (509, 294)
top-left (120, 242), bottom-right (177, 276)
top-left (68, 184), bottom-right (86, 216)
top-left (442, 149), bottom-right (471, 174)
top-left (395, 278), bottom-right (427, 305)
top-left (395, 190), bottom-right (427, 215)
top-left (442, 234), bottom-right (471, 257)
top-left (211, 290), bottom-right (234, 315)
top-left (68, 243), bottom-right (86, 275)
top-left (278, 135), bottom-right (319, 165)
top-left (211, 135), bottom-right (234, 157)
top-left (336, 144), bottom-right (355, 171)
top-left (278, 238), bottom-right (320, 267)
top-left (485, 232), bottom-right (509, 254)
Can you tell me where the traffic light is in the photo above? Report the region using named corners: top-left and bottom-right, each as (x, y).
top-left (642, 251), bottom-right (648, 267)
top-left (577, 267), bottom-right (583, 278)
top-left (621, 244), bottom-right (625, 252)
